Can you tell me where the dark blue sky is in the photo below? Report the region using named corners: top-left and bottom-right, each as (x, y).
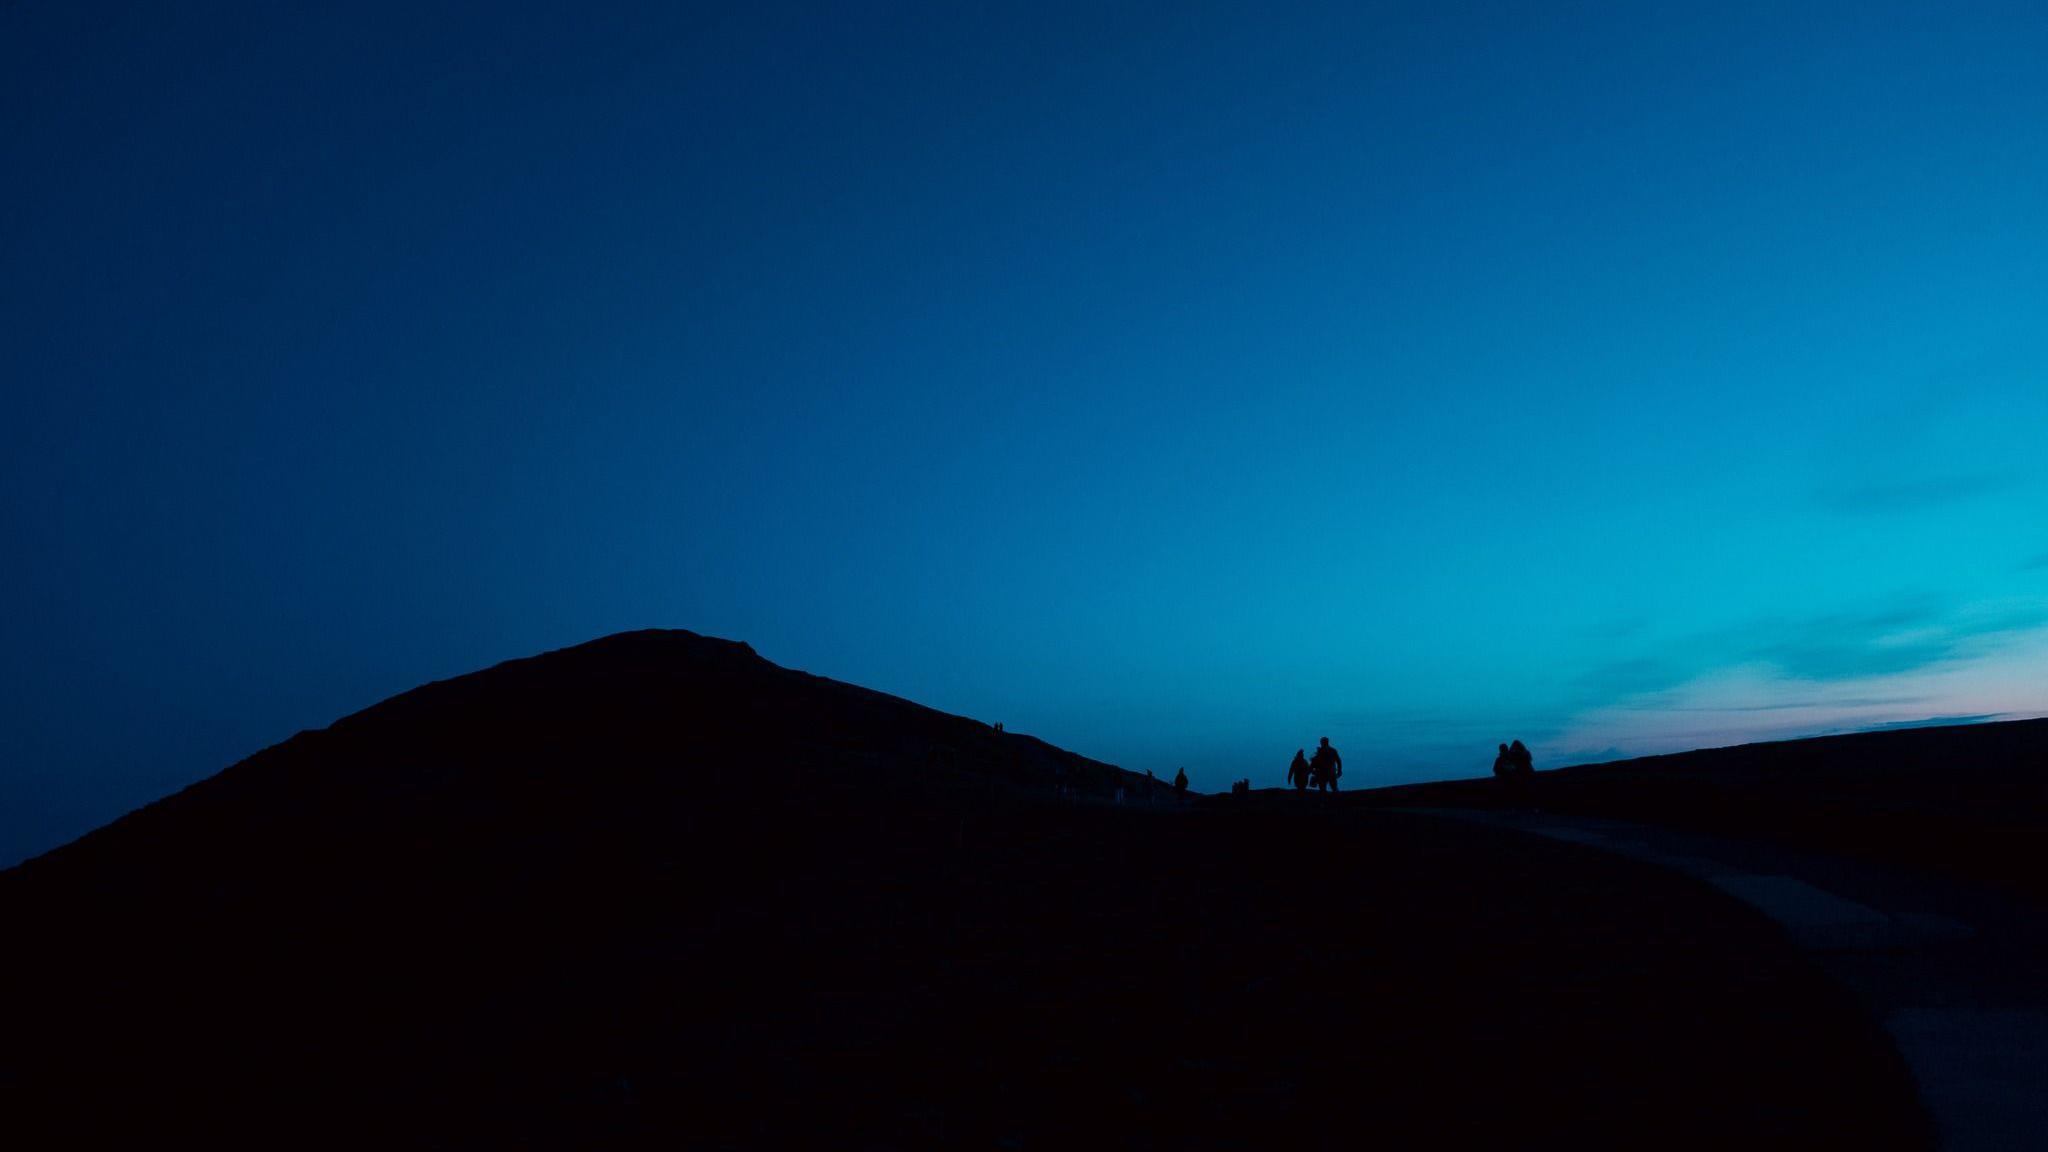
top-left (6, 2), bottom-right (2048, 863)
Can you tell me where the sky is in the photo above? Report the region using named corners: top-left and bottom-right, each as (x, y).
top-left (5, 1), bottom-right (2048, 864)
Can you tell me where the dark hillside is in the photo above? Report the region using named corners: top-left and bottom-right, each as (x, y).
top-left (1359, 718), bottom-right (2048, 897)
top-left (0, 632), bottom-right (1927, 1148)
top-left (8, 629), bottom-right (1163, 886)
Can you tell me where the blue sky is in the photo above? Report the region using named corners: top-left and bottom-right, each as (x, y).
top-left (4, 1), bottom-right (2047, 863)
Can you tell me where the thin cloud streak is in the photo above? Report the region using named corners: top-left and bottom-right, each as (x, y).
top-left (1568, 596), bottom-right (2048, 707)
top-left (1818, 473), bottom-right (2019, 515)
top-left (1853, 714), bottom-right (2005, 734)
top-left (1550, 623), bottom-right (2048, 760)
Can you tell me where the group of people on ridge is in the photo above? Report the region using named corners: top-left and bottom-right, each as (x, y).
top-left (1276, 737), bottom-right (1531, 794)
top-left (1492, 740), bottom-right (1535, 780)
top-left (1285, 737), bottom-right (1344, 792)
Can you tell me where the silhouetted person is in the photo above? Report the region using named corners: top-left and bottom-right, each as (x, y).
top-left (1288, 748), bottom-right (1310, 791)
top-left (1495, 739), bottom-right (1534, 803)
top-left (1310, 737), bottom-right (1342, 793)
top-left (1173, 767), bottom-right (1189, 796)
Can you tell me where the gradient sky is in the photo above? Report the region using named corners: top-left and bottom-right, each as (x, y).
top-left (5, 1), bottom-right (2048, 864)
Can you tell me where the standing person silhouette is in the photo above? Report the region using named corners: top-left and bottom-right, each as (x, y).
top-left (1173, 767), bottom-right (1189, 796)
top-left (1309, 737), bottom-right (1342, 793)
top-left (1288, 748), bottom-right (1310, 791)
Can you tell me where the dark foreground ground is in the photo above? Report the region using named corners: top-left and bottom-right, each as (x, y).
top-left (1338, 718), bottom-right (2048, 1151)
top-left (0, 634), bottom-right (1937, 1147)
top-left (1, 802), bottom-right (1926, 1149)
top-left (1356, 718), bottom-right (2048, 902)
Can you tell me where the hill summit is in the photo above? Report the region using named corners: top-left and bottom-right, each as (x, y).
top-left (8, 628), bottom-right (1166, 889)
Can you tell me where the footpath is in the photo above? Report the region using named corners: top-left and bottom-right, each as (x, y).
top-left (1411, 808), bottom-right (2048, 1152)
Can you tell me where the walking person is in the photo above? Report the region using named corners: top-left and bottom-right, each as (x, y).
top-left (1309, 737), bottom-right (1342, 793)
top-left (1288, 748), bottom-right (1310, 791)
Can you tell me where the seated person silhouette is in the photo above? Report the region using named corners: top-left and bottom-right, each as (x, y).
top-left (1495, 740), bottom-right (1535, 798)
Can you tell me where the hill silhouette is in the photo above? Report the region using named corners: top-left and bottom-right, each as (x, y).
top-left (0, 631), bottom-right (1927, 1148)
top-left (9, 628), bottom-right (1165, 884)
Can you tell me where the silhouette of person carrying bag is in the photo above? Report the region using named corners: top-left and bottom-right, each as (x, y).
top-left (1309, 737), bottom-right (1342, 793)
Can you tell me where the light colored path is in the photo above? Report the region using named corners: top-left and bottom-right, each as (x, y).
top-left (1406, 808), bottom-right (2048, 1152)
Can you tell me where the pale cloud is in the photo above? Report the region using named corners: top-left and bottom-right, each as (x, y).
top-left (1548, 621), bottom-right (2048, 761)
top-left (1565, 595), bottom-right (2048, 709)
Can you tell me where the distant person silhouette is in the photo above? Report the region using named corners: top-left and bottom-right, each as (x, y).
top-left (1288, 748), bottom-right (1310, 791)
top-left (1309, 738), bottom-right (1342, 793)
top-left (1173, 767), bottom-right (1189, 796)
top-left (1494, 739), bottom-right (1535, 801)
top-left (1509, 740), bottom-right (1534, 776)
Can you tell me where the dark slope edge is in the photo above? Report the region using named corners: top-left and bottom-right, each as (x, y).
top-left (1354, 717), bottom-right (2048, 899)
top-left (5, 628), bottom-right (1167, 889)
top-left (0, 631), bottom-right (1926, 1149)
